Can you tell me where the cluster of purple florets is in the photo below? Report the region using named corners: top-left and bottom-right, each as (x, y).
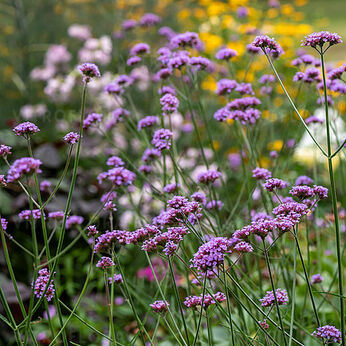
top-left (152, 128), bottom-right (173, 151)
top-left (197, 169), bottom-right (221, 184)
top-left (18, 209), bottom-right (44, 220)
top-left (184, 292), bottom-right (226, 309)
top-left (98, 166), bottom-right (136, 188)
top-left (252, 167), bottom-right (272, 180)
top-left (33, 268), bottom-right (55, 301)
top-left (13, 122), bottom-right (40, 137)
top-left (160, 93), bottom-right (179, 114)
top-left (312, 325), bottom-right (342, 344)
top-left (108, 274), bottom-right (123, 284)
top-left (78, 62), bottom-right (101, 83)
top-left (66, 215), bottom-right (84, 229)
top-left (96, 256), bottom-right (115, 269)
top-left (251, 35), bottom-right (283, 57)
top-left (7, 157), bottom-right (42, 183)
top-left (0, 144), bottom-right (12, 157)
top-left (260, 289), bottom-right (288, 307)
top-left (63, 132), bottom-right (80, 144)
top-left (83, 113), bottom-right (103, 130)
top-left (263, 178), bottom-right (289, 192)
top-left (137, 116), bottom-right (159, 130)
top-left (302, 31), bottom-right (342, 49)
top-left (215, 47), bottom-right (238, 60)
top-left (150, 300), bottom-right (169, 313)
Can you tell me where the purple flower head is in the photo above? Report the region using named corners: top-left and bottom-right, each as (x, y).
top-left (150, 300), bottom-right (169, 313)
top-left (158, 86), bottom-right (176, 96)
top-left (7, 157), bottom-right (42, 183)
top-left (313, 185), bottom-right (328, 199)
top-left (260, 289), bottom-right (288, 307)
top-left (302, 31), bottom-right (342, 49)
top-left (259, 320), bottom-right (269, 329)
top-left (106, 156), bottom-right (125, 167)
top-left (227, 97), bottom-right (261, 110)
top-left (160, 93), bottom-right (179, 114)
top-left (152, 129), bottom-right (173, 151)
top-left (236, 82), bottom-right (254, 95)
top-left (1, 218), bottom-right (8, 230)
top-left (130, 43), bottom-right (150, 56)
top-left (197, 169), bottom-right (221, 184)
top-left (63, 132), bottom-right (80, 144)
top-left (190, 56), bottom-right (211, 70)
top-left (142, 148), bottom-right (161, 162)
top-left (237, 6), bottom-right (249, 18)
top-left (13, 122), bottom-right (40, 137)
top-left (127, 56), bottom-right (142, 66)
top-left (139, 13), bottom-right (161, 27)
top-left (155, 68), bottom-right (172, 80)
top-left (229, 108), bottom-right (261, 124)
top-left (184, 292), bottom-right (226, 309)
top-left (158, 26), bottom-right (176, 39)
top-left (138, 165), bottom-right (152, 174)
top-left (190, 237), bottom-right (233, 272)
top-left (33, 268), bottom-right (55, 301)
top-left (191, 192), bottom-right (207, 205)
top-left (290, 185), bottom-right (315, 199)
top-left (163, 241), bottom-right (178, 256)
top-left (312, 325), bottom-right (342, 344)
top-left (246, 44), bottom-right (261, 54)
top-left (259, 74), bottom-right (275, 84)
top-left (163, 183), bottom-right (181, 194)
top-left (311, 273), bottom-right (324, 285)
top-left (104, 82), bottom-right (123, 95)
top-left (300, 54), bottom-right (315, 65)
top-left (305, 116), bottom-right (324, 125)
top-left (115, 74), bottom-right (134, 87)
top-left (102, 167), bottom-right (136, 187)
top-left (214, 107), bottom-right (231, 122)
top-left (252, 167), bottom-right (272, 180)
top-left (263, 178), bottom-right (289, 192)
top-left (272, 202), bottom-right (309, 222)
top-left (109, 274), bottom-right (123, 284)
top-left (234, 241), bottom-right (253, 253)
top-left (87, 225), bottom-right (99, 237)
top-left (295, 175), bottom-right (313, 186)
top-left (0, 144), bottom-right (12, 157)
top-left (83, 113), bottom-right (103, 130)
top-left (170, 32), bottom-right (201, 49)
top-left (216, 48), bottom-right (238, 60)
top-left (96, 256), bottom-right (114, 269)
top-left (251, 35), bottom-right (283, 57)
top-left (66, 215), bottom-right (84, 229)
top-left (328, 63), bottom-right (346, 80)
top-left (167, 51), bottom-right (190, 70)
top-left (48, 211), bottom-right (65, 220)
top-left (78, 62), bottom-right (101, 83)
top-left (206, 200), bottom-right (224, 210)
top-left (39, 180), bottom-right (51, 192)
top-left (215, 79), bottom-right (238, 96)
top-left (122, 19), bottom-right (137, 31)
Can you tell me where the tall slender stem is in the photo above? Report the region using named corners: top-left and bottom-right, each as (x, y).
top-left (193, 274), bottom-right (207, 346)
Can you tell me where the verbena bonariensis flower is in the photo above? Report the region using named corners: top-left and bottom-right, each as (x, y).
top-left (158, 86), bottom-right (176, 96)
top-left (206, 200), bottom-right (224, 210)
top-left (127, 56), bottom-right (141, 66)
top-left (170, 31), bottom-right (201, 49)
top-left (302, 31), bottom-right (342, 49)
top-left (313, 185), bottom-right (328, 199)
top-left (233, 241), bottom-right (253, 253)
top-left (87, 225), bottom-right (99, 237)
top-left (98, 167), bottom-right (136, 187)
top-left (66, 215), bottom-right (84, 229)
top-left (251, 35), bottom-right (283, 57)
top-left (312, 325), bottom-right (342, 344)
top-left (197, 169), bottom-right (221, 184)
top-left (104, 82), bottom-right (123, 95)
top-left (1, 218), bottom-right (8, 230)
top-left (236, 82), bottom-right (254, 95)
top-left (191, 192), bottom-right (207, 205)
top-left (152, 129), bottom-right (173, 151)
top-left (215, 47), bottom-right (238, 60)
top-left (7, 157), bottom-right (42, 183)
top-left (150, 300), bottom-right (169, 313)
top-left (259, 74), bottom-right (276, 84)
top-left (83, 113), bottom-right (103, 129)
top-left (142, 148), bottom-right (161, 162)
top-left (109, 274), bottom-right (123, 284)
top-left (246, 44), bottom-right (261, 54)
top-left (190, 57), bottom-right (211, 70)
top-left (295, 175), bottom-right (313, 186)
top-left (311, 273), bottom-right (324, 284)
top-left (252, 167), bottom-right (272, 180)
top-left (289, 185), bottom-right (315, 199)
top-left (190, 237), bottom-right (233, 272)
top-left (184, 292), bottom-right (226, 309)
top-left (305, 116), bottom-right (324, 125)
top-left (328, 63), bottom-right (346, 80)
top-left (263, 178), bottom-right (289, 191)
top-left (0, 144), bottom-right (12, 157)
top-left (130, 43), bottom-right (150, 56)
top-left (96, 256), bottom-right (114, 269)
top-left (259, 320), bottom-right (269, 329)
top-left (63, 132), bottom-right (80, 144)
top-left (13, 122), bottom-right (40, 137)
top-left (122, 19), bottom-right (137, 31)
top-left (260, 289), bottom-right (288, 307)
top-left (227, 97), bottom-right (261, 110)
top-left (18, 209), bottom-right (44, 220)
top-left (106, 156), bottom-right (125, 167)
top-left (155, 68), bottom-right (172, 80)
top-left (158, 26), bottom-right (176, 39)
top-left (33, 268), bottom-right (55, 301)
top-left (230, 109), bottom-right (261, 124)
top-left (78, 62), bottom-right (101, 83)
top-left (138, 116), bottom-right (159, 130)
top-left (213, 107), bottom-right (231, 122)
top-left (48, 211), bottom-right (65, 220)
top-left (215, 79), bottom-right (238, 96)
top-left (163, 183), bottom-right (180, 194)
top-left (160, 93), bottom-right (179, 114)
top-left (139, 13), bottom-right (161, 27)
top-left (272, 202), bottom-right (309, 222)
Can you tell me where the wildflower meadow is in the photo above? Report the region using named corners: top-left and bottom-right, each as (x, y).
top-left (0, 0), bottom-right (345, 345)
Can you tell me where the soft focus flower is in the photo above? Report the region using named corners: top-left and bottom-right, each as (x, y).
top-left (96, 256), bottom-right (115, 269)
top-left (83, 113), bottom-right (103, 129)
top-left (64, 132), bottom-right (80, 144)
top-left (302, 31), bottom-right (342, 49)
top-left (66, 215), bottom-right (84, 229)
top-left (152, 129), bottom-right (173, 151)
top-left (312, 325), bottom-right (342, 344)
top-left (138, 116), bottom-right (159, 130)
top-left (109, 274), bottom-right (123, 284)
top-left (252, 167), bottom-right (272, 180)
top-left (78, 62), bottom-right (101, 83)
top-left (264, 178), bottom-right (289, 191)
top-left (87, 225), bottom-right (99, 237)
top-left (311, 273), bottom-right (324, 284)
top-left (260, 289), bottom-right (288, 307)
top-left (13, 122), bottom-right (40, 137)
top-left (160, 94), bottom-right (179, 114)
top-left (150, 300), bottom-right (169, 313)
top-left (33, 268), bottom-right (55, 301)
top-left (7, 158), bottom-right (42, 183)
top-left (197, 169), bottom-right (221, 184)
top-left (0, 145), bottom-right (12, 157)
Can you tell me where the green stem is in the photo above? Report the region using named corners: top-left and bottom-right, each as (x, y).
top-left (192, 274), bottom-right (207, 346)
top-left (288, 243), bottom-right (297, 346)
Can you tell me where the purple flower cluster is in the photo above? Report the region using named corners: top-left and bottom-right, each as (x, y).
top-left (138, 116), bottom-right (158, 130)
top-left (251, 35), bottom-right (283, 57)
top-left (150, 300), bottom-right (169, 313)
top-left (190, 237), bottom-right (233, 272)
top-left (78, 62), bottom-right (101, 83)
top-left (295, 175), bottom-right (313, 186)
top-left (33, 268), bottom-right (55, 301)
top-left (160, 93), bottom-right (179, 114)
top-left (1, 218), bottom-right (8, 230)
top-left (63, 132), bottom-right (80, 144)
top-left (142, 148), bottom-right (161, 162)
top-left (109, 274), bottom-right (123, 284)
top-left (170, 32), bottom-right (201, 49)
top-left (184, 292), bottom-right (226, 309)
top-left (252, 167), bottom-right (272, 180)
top-left (0, 144), bottom-right (12, 157)
top-left (215, 47), bottom-right (238, 60)
top-left (66, 215), bottom-right (84, 229)
top-left (152, 128), bottom-right (173, 151)
top-left (7, 157), bottom-right (42, 183)
top-left (87, 225), bottom-right (99, 237)
top-left (260, 289), bottom-right (288, 307)
top-left (215, 79), bottom-right (238, 96)
top-left (19, 209), bottom-right (44, 220)
top-left (130, 43), bottom-right (150, 56)
top-left (189, 56), bottom-right (211, 70)
top-left (263, 178), bottom-right (289, 191)
top-left (139, 13), bottom-right (161, 27)
top-left (83, 113), bottom-right (103, 130)
top-left (197, 169), bottom-right (221, 184)
top-left (302, 31), bottom-right (342, 49)
top-left (106, 156), bottom-right (125, 167)
top-left (163, 183), bottom-right (180, 193)
top-left (13, 122), bottom-right (40, 137)
top-left (48, 211), bottom-right (65, 220)
top-left (312, 325), bottom-right (342, 344)
top-left (293, 68), bottom-right (320, 84)
top-left (311, 273), bottom-right (324, 284)
top-left (96, 256), bottom-right (115, 269)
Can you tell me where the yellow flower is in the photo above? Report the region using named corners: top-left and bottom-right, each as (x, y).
top-left (294, 0), bottom-right (308, 6)
top-left (281, 4), bottom-right (294, 15)
top-left (201, 75), bottom-right (217, 91)
top-left (337, 101), bottom-right (346, 114)
top-left (199, 33), bottom-right (223, 53)
top-left (267, 8), bottom-right (278, 18)
top-left (227, 41), bottom-right (245, 56)
top-left (213, 140), bottom-right (221, 151)
top-left (273, 97), bottom-right (283, 106)
top-left (221, 15), bottom-right (235, 28)
top-left (259, 156), bottom-right (271, 168)
top-left (267, 140), bottom-right (283, 151)
top-left (207, 2), bottom-right (228, 16)
top-left (262, 111), bottom-right (277, 121)
top-left (226, 118), bottom-right (235, 125)
top-left (178, 9), bottom-right (191, 21)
